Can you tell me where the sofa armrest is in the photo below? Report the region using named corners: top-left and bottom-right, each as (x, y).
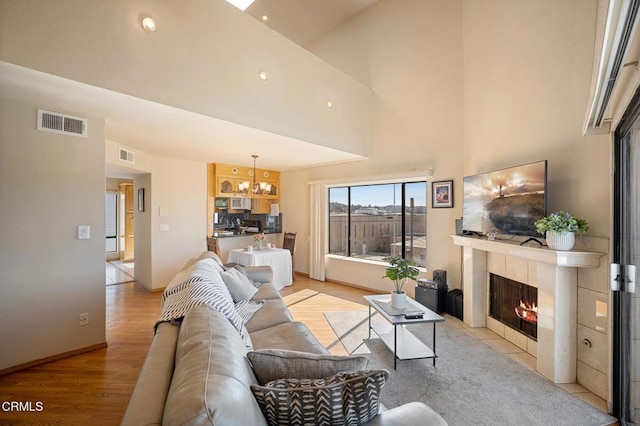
top-left (242, 265), bottom-right (273, 284)
top-left (364, 402), bottom-right (447, 426)
top-left (121, 322), bottom-right (180, 426)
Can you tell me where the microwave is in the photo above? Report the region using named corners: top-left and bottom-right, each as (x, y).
top-left (231, 197), bottom-right (252, 210)
top-left (214, 198), bottom-right (228, 208)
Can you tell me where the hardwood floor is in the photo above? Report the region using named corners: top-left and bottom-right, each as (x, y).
top-left (0, 275), bottom-right (609, 424)
top-left (0, 275), bottom-right (366, 425)
top-left (0, 282), bottom-right (163, 425)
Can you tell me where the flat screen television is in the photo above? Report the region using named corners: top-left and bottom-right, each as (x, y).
top-left (462, 160), bottom-right (547, 236)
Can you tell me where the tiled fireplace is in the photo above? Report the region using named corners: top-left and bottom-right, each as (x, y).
top-left (452, 235), bottom-right (607, 387)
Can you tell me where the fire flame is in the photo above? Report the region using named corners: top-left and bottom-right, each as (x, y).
top-left (515, 300), bottom-right (538, 324)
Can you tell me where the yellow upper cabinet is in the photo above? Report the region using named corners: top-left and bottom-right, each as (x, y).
top-left (212, 163), bottom-right (280, 199)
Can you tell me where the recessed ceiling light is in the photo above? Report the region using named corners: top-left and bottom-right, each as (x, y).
top-left (261, 14), bottom-right (269, 21)
top-left (225, 0), bottom-right (256, 11)
top-left (327, 101), bottom-right (333, 109)
top-left (141, 16), bottom-right (157, 32)
top-left (259, 70), bottom-right (268, 81)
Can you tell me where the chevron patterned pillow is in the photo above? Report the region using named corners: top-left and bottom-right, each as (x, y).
top-left (250, 369), bottom-right (389, 426)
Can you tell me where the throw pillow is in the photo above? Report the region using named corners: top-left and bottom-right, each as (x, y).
top-left (220, 267), bottom-right (259, 302)
top-left (156, 269), bottom-right (250, 346)
top-left (247, 349), bottom-right (369, 385)
top-left (234, 265), bottom-right (263, 288)
top-left (250, 370), bottom-right (388, 426)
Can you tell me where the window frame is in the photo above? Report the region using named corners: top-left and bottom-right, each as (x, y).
top-left (328, 179), bottom-right (427, 265)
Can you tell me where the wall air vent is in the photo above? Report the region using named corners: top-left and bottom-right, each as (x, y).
top-left (119, 148), bottom-right (135, 164)
top-left (37, 109), bottom-right (87, 138)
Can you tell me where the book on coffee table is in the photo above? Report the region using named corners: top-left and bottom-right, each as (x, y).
top-left (373, 300), bottom-right (424, 317)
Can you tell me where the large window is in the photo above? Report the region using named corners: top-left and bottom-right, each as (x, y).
top-left (328, 181), bottom-right (427, 267)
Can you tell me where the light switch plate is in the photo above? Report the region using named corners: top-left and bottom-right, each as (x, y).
top-left (159, 206), bottom-right (169, 217)
top-left (160, 224), bottom-right (170, 232)
top-left (78, 225), bottom-right (90, 240)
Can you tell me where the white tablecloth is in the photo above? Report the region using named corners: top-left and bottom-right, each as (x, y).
top-left (227, 248), bottom-right (292, 290)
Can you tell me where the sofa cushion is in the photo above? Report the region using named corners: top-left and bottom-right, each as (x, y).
top-left (245, 298), bottom-right (294, 333)
top-left (250, 370), bottom-right (389, 426)
top-left (197, 251), bottom-right (227, 270)
top-left (236, 265), bottom-right (273, 285)
top-left (247, 349), bottom-right (369, 385)
top-left (236, 300), bottom-right (266, 324)
top-left (251, 282), bottom-right (282, 300)
top-left (158, 271), bottom-right (251, 347)
top-left (221, 267), bottom-right (259, 302)
top-left (163, 305), bottom-right (267, 426)
top-left (250, 322), bottom-right (329, 354)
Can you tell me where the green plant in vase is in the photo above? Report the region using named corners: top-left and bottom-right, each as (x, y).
top-left (382, 256), bottom-right (419, 309)
top-left (534, 211), bottom-right (588, 251)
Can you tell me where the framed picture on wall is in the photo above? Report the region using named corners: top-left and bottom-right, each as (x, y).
top-left (432, 180), bottom-right (453, 208)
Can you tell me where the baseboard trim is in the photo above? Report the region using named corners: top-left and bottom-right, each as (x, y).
top-left (0, 342), bottom-right (108, 376)
top-left (323, 277), bottom-right (386, 295)
top-left (133, 281), bottom-right (165, 293)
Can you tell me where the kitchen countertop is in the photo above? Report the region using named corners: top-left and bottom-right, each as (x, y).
top-left (212, 229), bottom-right (281, 238)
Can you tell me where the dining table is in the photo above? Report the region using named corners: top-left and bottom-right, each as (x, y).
top-left (226, 247), bottom-right (292, 290)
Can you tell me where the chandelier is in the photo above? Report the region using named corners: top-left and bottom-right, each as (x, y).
top-left (237, 155), bottom-right (272, 196)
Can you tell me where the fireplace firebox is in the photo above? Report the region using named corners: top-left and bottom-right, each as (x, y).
top-left (489, 274), bottom-right (537, 340)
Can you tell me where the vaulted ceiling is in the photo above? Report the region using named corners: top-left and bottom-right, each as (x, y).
top-left (0, 0), bottom-right (380, 172)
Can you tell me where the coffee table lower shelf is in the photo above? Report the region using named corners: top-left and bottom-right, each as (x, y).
top-left (370, 321), bottom-right (436, 367)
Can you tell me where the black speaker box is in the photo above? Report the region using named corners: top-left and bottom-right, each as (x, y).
top-left (455, 218), bottom-right (463, 235)
top-left (415, 283), bottom-right (447, 313)
top-left (446, 289), bottom-right (462, 317)
top-left (433, 270), bottom-right (447, 285)
top-left (455, 291), bottom-right (464, 321)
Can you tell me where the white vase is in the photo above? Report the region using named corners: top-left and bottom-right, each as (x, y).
top-left (391, 291), bottom-right (406, 309)
top-left (546, 231), bottom-right (575, 250)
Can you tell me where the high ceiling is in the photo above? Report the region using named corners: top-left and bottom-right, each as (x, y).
top-left (0, 0), bottom-right (379, 174)
top-left (246, 0), bottom-right (379, 47)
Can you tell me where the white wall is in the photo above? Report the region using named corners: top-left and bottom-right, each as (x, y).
top-left (105, 141), bottom-right (207, 291)
top-left (0, 97), bottom-right (106, 371)
top-left (282, 0), bottom-right (465, 291)
top-left (462, 0), bottom-right (611, 399)
top-left (462, 0), bottom-right (610, 236)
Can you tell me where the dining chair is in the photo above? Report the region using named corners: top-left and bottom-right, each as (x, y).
top-left (207, 237), bottom-right (221, 257)
top-left (282, 232), bottom-right (297, 281)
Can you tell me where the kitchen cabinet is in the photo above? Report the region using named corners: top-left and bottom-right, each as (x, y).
top-left (251, 198), bottom-right (272, 214)
top-left (208, 162), bottom-right (281, 233)
top-left (211, 163), bottom-right (280, 200)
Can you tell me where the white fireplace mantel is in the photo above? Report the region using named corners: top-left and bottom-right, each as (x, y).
top-left (451, 235), bottom-right (604, 268)
top-left (451, 234), bottom-right (606, 384)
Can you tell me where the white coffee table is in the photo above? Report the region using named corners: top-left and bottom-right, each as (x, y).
top-left (364, 294), bottom-right (445, 370)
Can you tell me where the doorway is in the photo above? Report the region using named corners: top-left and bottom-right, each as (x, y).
top-left (120, 182), bottom-right (135, 262)
top-left (105, 177), bottom-right (135, 285)
top-left (612, 88), bottom-right (640, 424)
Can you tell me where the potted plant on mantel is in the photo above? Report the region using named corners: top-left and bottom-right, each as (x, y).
top-left (534, 211), bottom-right (589, 251)
top-left (382, 256), bottom-right (420, 309)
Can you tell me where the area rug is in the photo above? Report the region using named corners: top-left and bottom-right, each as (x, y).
top-left (324, 310), bottom-right (616, 426)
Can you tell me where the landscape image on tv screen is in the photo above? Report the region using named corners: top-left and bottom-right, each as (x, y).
top-left (462, 161), bottom-right (547, 236)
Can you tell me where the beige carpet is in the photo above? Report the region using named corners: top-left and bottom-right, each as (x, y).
top-left (324, 310), bottom-right (616, 426)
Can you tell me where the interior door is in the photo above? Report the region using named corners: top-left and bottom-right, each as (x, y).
top-left (121, 183), bottom-right (134, 262)
top-left (612, 93), bottom-right (640, 424)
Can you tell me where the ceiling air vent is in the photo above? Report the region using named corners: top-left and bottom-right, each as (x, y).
top-left (37, 109), bottom-right (87, 138)
top-left (119, 148), bottom-right (135, 164)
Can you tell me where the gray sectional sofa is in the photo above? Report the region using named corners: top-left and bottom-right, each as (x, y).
top-left (122, 252), bottom-right (447, 425)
